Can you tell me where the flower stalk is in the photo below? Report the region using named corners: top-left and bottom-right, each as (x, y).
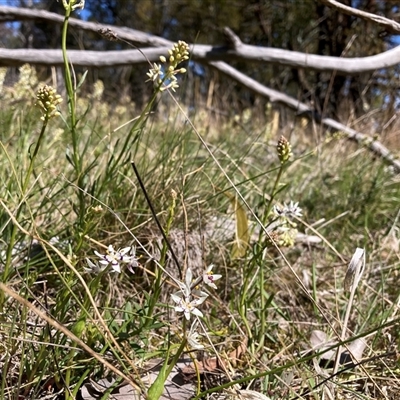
top-left (1, 85), bottom-right (62, 309)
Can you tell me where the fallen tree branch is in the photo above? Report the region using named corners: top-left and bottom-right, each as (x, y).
top-left (0, 48), bottom-right (168, 67)
top-left (2, 6), bottom-right (400, 74)
top-left (320, 0), bottom-right (400, 34)
top-left (2, 43), bottom-right (400, 74)
top-left (1, 6), bottom-right (399, 172)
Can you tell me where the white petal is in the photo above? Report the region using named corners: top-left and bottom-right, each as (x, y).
top-left (119, 247), bottom-right (131, 255)
top-left (193, 297), bottom-right (207, 306)
top-left (86, 258), bottom-right (96, 268)
top-left (205, 281), bottom-right (217, 289)
top-left (188, 334), bottom-right (204, 349)
top-left (191, 308), bottom-right (203, 318)
top-left (185, 268), bottom-right (193, 289)
top-left (206, 264), bottom-right (214, 273)
top-left (193, 290), bottom-right (208, 300)
top-left (85, 258), bottom-right (100, 272)
top-left (176, 279), bottom-right (190, 297)
top-left (111, 264), bottom-right (121, 273)
top-left (187, 321), bottom-right (204, 349)
top-left (171, 292), bottom-right (183, 304)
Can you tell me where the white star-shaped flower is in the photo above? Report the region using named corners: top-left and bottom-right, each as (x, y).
top-left (84, 258), bottom-right (108, 274)
top-left (171, 268), bottom-right (208, 320)
top-left (94, 245), bottom-right (134, 273)
top-left (203, 264), bottom-right (222, 289)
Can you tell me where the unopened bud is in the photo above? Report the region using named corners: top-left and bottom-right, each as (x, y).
top-left (277, 136), bottom-right (292, 164)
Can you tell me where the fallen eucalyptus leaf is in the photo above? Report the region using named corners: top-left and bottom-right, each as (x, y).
top-left (309, 330), bottom-right (367, 368)
top-left (235, 390), bottom-right (272, 399)
top-left (80, 358), bottom-right (195, 400)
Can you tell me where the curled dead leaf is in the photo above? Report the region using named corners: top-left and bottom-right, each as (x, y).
top-left (309, 330), bottom-right (367, 368)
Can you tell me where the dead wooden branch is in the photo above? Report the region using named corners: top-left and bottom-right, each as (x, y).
top-left (0, 5), bottom-right (399, 172)
top-left (320, 0), bottom-right (400, 34)
top-left (2, 44), bottom-right (400, 75)
top-left (0, 48), bottom-right (169, 67)
top-left (1, 6), bottom-right (400, 73)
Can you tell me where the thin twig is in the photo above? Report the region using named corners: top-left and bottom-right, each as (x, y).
top-left (131, 161), bottom-right (182, 279)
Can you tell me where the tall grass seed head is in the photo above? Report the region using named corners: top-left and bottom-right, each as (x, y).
top-left (0, 67), bottom-right (7, 94)
top-left (91, 79), bottom-right (104, 101)
top-left (277, 135), bottom-right (292, 164)
top-left (13, 64), bottom-right (38, 100)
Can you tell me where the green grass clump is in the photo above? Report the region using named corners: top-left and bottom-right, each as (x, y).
top-left (1, 3), bottom-right (400, 400)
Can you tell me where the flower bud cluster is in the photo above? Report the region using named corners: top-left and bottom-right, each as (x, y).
top-left (62, 0), bottom-right (85, 11)
top-left (265, 201), bottom-right (303, 248)
top-left (276, 135), bottom-right (292, 164)
top-left (146, 40), bottom-right (189, 92)
top-left (35, 85), bottom-right (63, 121)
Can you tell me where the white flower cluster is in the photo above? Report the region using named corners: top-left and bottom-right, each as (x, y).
top-left (171, 265), bottom-right (221, 321)
top-left (85, 245), bottom-right (138, 274)
top-left (273, 201), bottom-right (303, 218)
top-left (265, 200), bottom-right (303, 247)
top-left (171, 265), bottom-right (222, 349)
top-left (85, 242), bottom-right (222, 350)
top-left (146, 40), bottom-right (189, 92)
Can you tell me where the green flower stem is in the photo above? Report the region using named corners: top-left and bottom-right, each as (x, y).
top-left (112, 90), bottom-right (159, 170)
top-left (64, 276), bottom-right (100, 400)
top-left (256, 265), bottom-right (266, 351)
top-left (238, 278), bottom-right (253, 349)
top-left (143, 192), bottom-right (177, 330)
top-left (250, 161), bottom-right (285, 349)
top-left (147, 333), bottom-right (188, 400)
top-left (61, 6), bottom-right (78, 166)
top-left (264, 163), bottom-right (285, 224)
top-left (60, 4), bottom-right (87, 238)
top-left (139, 189), bottom-right (184, 397)
top-left (0, 119), bottom-right (49, 309)
top-left (165, 335), bottom-right (188, 377)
